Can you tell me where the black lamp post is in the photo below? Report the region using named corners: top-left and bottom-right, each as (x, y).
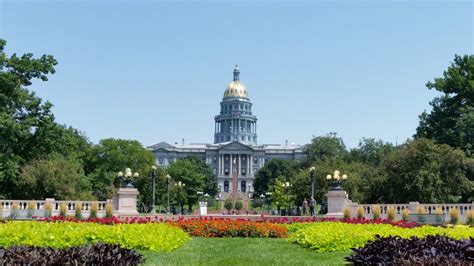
top-left (117, 168), bottom-right (139, 188)
top-left (175, 181), bottom-right (185, 215)
top-left (150, 166), bottom-right (157, 214)
top-left (282, 181), bottom-right (292, 216)
top-left (326, 170), bottom-right (348, 191)
top-left (166, 174), bottom-right (171, 214)
top-left (260, 194), bottom-right (265, 211)
top-left (309, 166), bottom-right (316, 199)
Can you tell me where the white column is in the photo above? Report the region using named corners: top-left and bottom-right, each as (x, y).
top-left (249, 155), bottom-right (252, 176)
top-left (229, 154), bottom-right (233, 176)
top-left (220, 155), bottom-right (223, 175)
top-left (238, 154), bottom-right (241, 178)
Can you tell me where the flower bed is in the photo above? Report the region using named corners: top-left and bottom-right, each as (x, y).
top-left (0, 221), bottom-right (189, 251)
top-left (170, 218), bottom-right (288, 238)
top-left (0, 243), bottom-right (144, 265)
top-left (288, 222), bottom-right (473, 252)
top-left (264, 216), bottom-right (419, 228)
top-left (346, 235), bottom-right (473, 264)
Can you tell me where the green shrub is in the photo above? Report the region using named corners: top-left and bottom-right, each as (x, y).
top-left (0, 221), bottom-right (189, 251)
top-left (105, 203), bottom-right (113, 218)
top-left (386, 206), bottom-right (396, 221)
top-left (466, 210), bottom-right (474, 226)
top-left (372, 205), bottom-right (381, 219)
top-left (417, 207), bottom-right (427, 223)
top-left (90, 202), bottom-right (98, 219)
top-left (44, 203), bottom-right (53, 218)
top-left (27, 202), bottom-right (36, 218)
top-left (356, 207), bottom-right (364, 219)
top-left (74, 202), bottom-right (82, 220)
top-left (11, 203), bottom-right (19, 219)
top-left (224, 199), bottom-right (233, 212)
top-left (401, 208), bottom-right (410, 221)
top-left (449, 208), bottom-right (459, 225)
top-left (234, 201), bottom-right (243, 211)
top-left (343, 207), bottom-right (351, 220)
top-left (288, 222), bottom-right (472, 252)
top-left (59, 203), bottom-right (67, 217)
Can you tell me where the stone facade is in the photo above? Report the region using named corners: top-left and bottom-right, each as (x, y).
top-left (148, 66), bottom-right (307, 197)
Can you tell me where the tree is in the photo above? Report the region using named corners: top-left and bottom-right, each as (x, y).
top-left (416, 55), bottom-right (474, 157)
top-left (167, 156), bottom-right (217, 211)
top-left (381, 138), bottom-right (473, 203)
top-left (348, 138), bottom-right (395, 167)
top-left (85, 138), bottom-right (155, 202)
top-left (19, 154), bottom-right (93, 200)
top-left (234, 200), bottom-right (243, 212)
top-left (0, 39), bottom-right (92, 199)
top-left (305, 133), bottom-right (347, 163)
top-left (253, 159), bottom-right (297, 197)
top-left (224, 198), bottom-right (233, 212)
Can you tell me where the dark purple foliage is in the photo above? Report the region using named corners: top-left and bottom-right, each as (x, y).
top-left (0, 243), bottom-right (144, 265)
top-left (346, 235), bottom-right (473, 265)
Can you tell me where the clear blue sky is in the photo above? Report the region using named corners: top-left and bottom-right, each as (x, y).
top-left (1, 1), bottom-right (472, 148)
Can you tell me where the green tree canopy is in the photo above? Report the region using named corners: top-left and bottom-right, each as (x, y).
top-left (381, 138), bottom-right (473, 203)
top-left (85, 138), bottom-right (155, 201)
top-left (167, 156), bottom-right (217, 211)
top-left (305, 133), bottom-right (347, 163)
top-left (19, 154), bottom-right (93, 200)
top-left (253, 159), bottom-right (298, 197)
top-left (416, 54), bottom-right (474, 157)
top-left (0, 39), bottom-right (92, 199)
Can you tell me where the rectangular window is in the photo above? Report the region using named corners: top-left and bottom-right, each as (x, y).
top-left (225, 168), bottom-right (229, 176)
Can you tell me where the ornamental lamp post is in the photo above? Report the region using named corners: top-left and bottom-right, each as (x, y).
top-left (150, 166), bottom-right (157, 214)
top-left (175, 181), bottom-right (186, 215)
top-left (282, 182), bottom-right (292, 216)
top-left (166, 174), bottom-right (171, 214)
top-left (326, 170), bottom-right (348, 191)
top-left (117, 168), bottom-right (139, 188)
top-left (309, 166), bottom-right (316, 199)
top-left (260, 194), bottom-right (265, 211)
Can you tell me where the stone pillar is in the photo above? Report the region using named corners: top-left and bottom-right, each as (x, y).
top-left (408, 202), bottom-right (420, 213)
top-left (113, 187), bottom-right (139, 216)
top-left (325, 190), bottom-right (349, 218)
top-left (199, 202), bottom-right (208, 216)
top-left (238, 154), bottom-right (241, 178)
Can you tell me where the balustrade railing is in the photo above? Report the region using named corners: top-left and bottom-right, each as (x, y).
top-left (0, 199), bottom-right (111, 219)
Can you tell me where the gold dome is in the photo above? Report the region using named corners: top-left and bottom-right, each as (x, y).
top-left (224, 80), bottom-right (248, 98)
top-left (223, 64), bottom-right (249, 99)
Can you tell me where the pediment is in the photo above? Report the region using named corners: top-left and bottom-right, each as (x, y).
top-left (218, 141), bottom-right (254, 151)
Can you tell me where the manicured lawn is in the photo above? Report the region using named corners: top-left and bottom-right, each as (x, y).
top-left (141, 237), bottom-right (348, 265)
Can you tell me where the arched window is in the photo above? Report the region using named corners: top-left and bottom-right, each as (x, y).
top-left (241, 181), bottom-right (246, 192)
top-left (224, 181), bottom-right (229, 192)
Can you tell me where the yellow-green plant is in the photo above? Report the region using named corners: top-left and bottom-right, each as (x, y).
top-left (90, 202), bottom-right (98, 219)
top-left (466, 210), bottom-right (474, 226)
top-left (0, 221), bottom-right (190, 251)
top-left (44, 202), bottom-right (53, 218)
top-left (11, 202), bottom-right (19, 219)
top-left (434, 207), bottom-right (444, 224)
top-left (449, 208), bottom-right (459, 225)
top-left (386, 206), bottom-right (396, 221)
top-left (105, 203), bottom-right (113, 218)
top-left (356, 207), bottom-right (364, 219)
top-left (27, 202), bottom-right (36, 218)
top-left (59, 203), bottom-right (68, 217)
top-left (372, 205), bottom-right (381, 219)
top-left (288, 222), bottom-right (473, 252)
top-left (401, 208), bottom-right (410, 221)
top-left (343, 207), bottom-right (351, 220)
top-left (74, 202), bottom-right (82, 220)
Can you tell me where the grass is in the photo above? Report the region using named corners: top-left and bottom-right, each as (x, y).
top-left (141, 237), bottom-right (348, 266)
